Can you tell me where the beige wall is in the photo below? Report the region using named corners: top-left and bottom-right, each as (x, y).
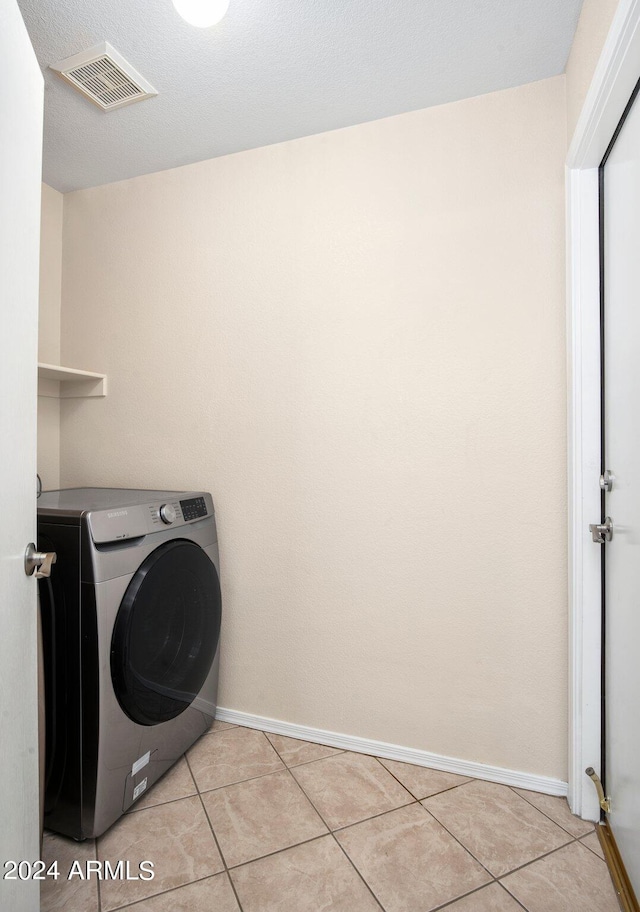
top-left (60, 75), bottom-right (568, 779)
top-left (37, 182), bottom-right (63, 490)
top-left (566, 0), bottom-right (620, 144)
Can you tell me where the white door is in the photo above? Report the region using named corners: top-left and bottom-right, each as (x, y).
top-left (0, 2), bottom-right (43, 910)
top-left (602, 84), bottom-right (640, 894)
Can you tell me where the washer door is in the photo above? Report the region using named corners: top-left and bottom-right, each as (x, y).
top-left (111, 539), bottom-right (221, 726)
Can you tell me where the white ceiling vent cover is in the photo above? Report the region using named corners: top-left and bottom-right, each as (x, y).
top-left (51, 42), bottom-right (157, 111)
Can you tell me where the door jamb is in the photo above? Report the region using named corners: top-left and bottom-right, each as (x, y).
top-left (567, 0), bottom-right (640, 819)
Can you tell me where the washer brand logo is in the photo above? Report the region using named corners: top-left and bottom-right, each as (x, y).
top-left (107, 510), bottom-right (128, 519)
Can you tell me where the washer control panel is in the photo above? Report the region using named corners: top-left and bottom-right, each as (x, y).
top-left (87, 491), bottom-right (213, 543)
top-left (180, 496), bottom-right (208, 522)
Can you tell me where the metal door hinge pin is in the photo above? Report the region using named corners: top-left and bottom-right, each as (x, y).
top-left (585, 767), bottom-right (611, 813)
top-left (600, 470), bottom-right (614, 491)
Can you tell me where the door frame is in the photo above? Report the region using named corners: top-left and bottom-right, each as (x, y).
top-left (568, 0), bottom-right (640, 820)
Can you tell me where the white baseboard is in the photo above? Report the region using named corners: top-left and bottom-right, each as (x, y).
top-left (215, 706), bottom-right (568, 798)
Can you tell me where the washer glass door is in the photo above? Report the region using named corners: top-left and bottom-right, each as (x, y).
top-left (111, 539), bottom-right (221, 725)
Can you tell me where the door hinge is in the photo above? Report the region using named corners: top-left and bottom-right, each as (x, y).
top-left (586, 767), bottom-right (611, 813)
top-left (600, 470), bottom-right (614, 491)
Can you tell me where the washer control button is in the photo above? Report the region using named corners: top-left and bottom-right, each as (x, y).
top-left (159, 503), bottom-right (177, 525)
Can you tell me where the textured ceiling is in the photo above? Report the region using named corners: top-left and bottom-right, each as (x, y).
top-left (19, 0), bottom-right (583, 193)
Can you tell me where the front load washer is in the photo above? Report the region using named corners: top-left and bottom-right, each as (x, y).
top-left (37, 488), bottom-right (222, 839)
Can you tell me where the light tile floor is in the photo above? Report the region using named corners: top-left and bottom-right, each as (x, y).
top-left (41, 723), bottom-right (620, 912)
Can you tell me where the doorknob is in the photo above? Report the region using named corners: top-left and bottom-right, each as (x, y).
top-left (24, 543), bottom-right (57, 579)
top-left (589, 518), bottom-right (613, 543)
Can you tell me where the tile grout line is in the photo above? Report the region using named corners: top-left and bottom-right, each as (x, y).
top-left (506, 784), bottom-right (595, 840)
top-left (421, 781), bottom-right (577, 881)
top-left (226, 833), bottom-right (347, 871)
top-left (263, 731), bottom-right (347, 769)
top-left (409, 830), bottom-right (589, 912)
top-left (428, 884), bottom-right (490, 912)
top-left (184, 751), bottom-right (246, 912)
top-left (329, 834), bottom-right (388, 912)
top-left (372, 755), bottom-right (473, 803)
top-left (429, 880), bottom-right (531, 912)
top-left (278, 753), bottom-right (347, 770)
top-left (494, 880), bottom-right (531, 912)
top-left (282, 749), bottom-right (423, 837)
top-left (185, 763), bottom-right (287, 795)
top-left (427, 879), bottom-right (525, 912)
top-left (106, 872), bottom-right (233, 912)
top-left (419, 797), bottom-right (499, 883)
top-left (126, 793), bottom-right (196, 815)
top-left (496, 834), bottom-right (589, 881)
top-left (184, 725), bottom-right (288, 795)
top-left (497, 853), bottom-right (582, 911)
top-left (579, 830), bottom-right (606, 859)
top-left (266, 732), bottom-right (388, 912)
top-left (208, 722), bottom-right (237, 733)
top-left (330, 798), bottom-right (419, 834)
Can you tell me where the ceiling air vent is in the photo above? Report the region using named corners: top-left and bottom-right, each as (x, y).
top-left (50, 42), bottom-right (157, 112)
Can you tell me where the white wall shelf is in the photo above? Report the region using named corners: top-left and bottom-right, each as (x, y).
top-left (38, 363), bottom-right (107, 399)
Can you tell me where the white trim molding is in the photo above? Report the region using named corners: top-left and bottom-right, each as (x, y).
top-left (216, 707), bottom-right (568, 797)
top-left (567, 0), bottom-right (640, 820)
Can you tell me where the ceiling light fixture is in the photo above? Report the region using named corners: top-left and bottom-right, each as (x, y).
top-left (172, 0), bottom-right (230, 28)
